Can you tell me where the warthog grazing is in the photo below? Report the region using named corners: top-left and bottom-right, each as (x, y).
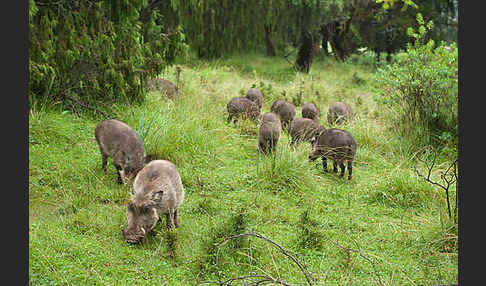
top-left (309, 128), bottom-right (357, 180)
top-left (301, 102), bottom-right (320, 122)
top-left (226, 96), bottom-right (261, 124)
top-left (122, 160), bottom-right (185, 244)
top-left (327, 102), bottom-right (353, 125)
top-left (270, 100), bottom-right (296, 132)
top-left (270, 99), bottom-right (285, 113)
top-left (246, 88), bottom-right (264, 109)
top-left (95, 119), bottom-right (145, 184)
top-left (147, 78), bottom-right (177, 99)
top-left (258, 112), bottom-right (282, 154)
top-left (289, 118), bottom-right (326, 146)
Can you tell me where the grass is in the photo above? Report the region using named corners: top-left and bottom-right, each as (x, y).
top-left (29, 52), bottom-right (457, 285)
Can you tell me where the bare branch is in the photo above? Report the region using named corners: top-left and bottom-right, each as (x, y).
top-left (199, 232), bottom-right (314, 286)
top-left (414, 153), bottom-right (458, 222)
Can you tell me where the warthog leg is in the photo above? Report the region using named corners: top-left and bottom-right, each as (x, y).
top-left (174, 209), bottom-right (179, 228)
top-left (347, 160), bottom-right (353, 180)
top-left (338, 162), bottom-right (346, 178)
top-left (101, 154), bottom-right (108, 174)
top-left (166, 211), bottom-right (175, 230)
top-left (322, 156), bottom-right (328, 173)
top-left (115, 164), bottom-right (123, 184)
top-left (333, 160), bottom-right (338, 173)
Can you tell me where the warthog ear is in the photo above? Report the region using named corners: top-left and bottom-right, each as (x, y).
top-left (127, 202), bottom-right (136, 212)
top-left (144, 155), bottom-right (151, 164)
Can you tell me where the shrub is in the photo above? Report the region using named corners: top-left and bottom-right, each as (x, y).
top-left (374, 13), bottom-right (458, 149)
top-left (29, 0), bottom-right (187, 114)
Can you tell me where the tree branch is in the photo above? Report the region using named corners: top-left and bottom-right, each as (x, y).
top-left (218, 233), bottom-right (314, 286)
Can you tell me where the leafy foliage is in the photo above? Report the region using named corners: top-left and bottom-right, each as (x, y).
top-left (374, 13), bottom-right (458, 148)
top-left (29, 0), bottom-right (187, 113)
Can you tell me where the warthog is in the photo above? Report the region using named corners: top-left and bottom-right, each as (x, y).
top-left (270, 99), bottom-right (285, 113)
top-left (309, 128), bottom-right (357, 180)
top-left (122, 160), bottom-right (185, 244)
top-left (270, 100), bottom-right (296, 132)
top-left (226, 97), bottom-right (261, 124)
top-left (246, 88), bottom-right (264, 109)
top-left (95, 119), bottom-right (145, 184)
top-left (327, 102), bottom-right (353, 125)
top-left (258, 112), bottom-right (282, 154)
top-left (147, 78), bottom-right (177, 99)
top-left (301, 102), bottom-right (320, 122)
top-left (289, 118), bottom-right (326, 146)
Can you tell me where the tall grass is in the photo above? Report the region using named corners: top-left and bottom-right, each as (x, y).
top-left (29, 52), bottom-right (457, 285)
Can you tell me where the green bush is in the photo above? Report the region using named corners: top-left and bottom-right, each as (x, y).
top-left (374, 13), bottom-right (458, 149)
top-left (29, 0), bottom-right (187, 114)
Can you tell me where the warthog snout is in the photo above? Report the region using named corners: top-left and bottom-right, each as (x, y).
top-left (121, 225), bottom-right (146, 244)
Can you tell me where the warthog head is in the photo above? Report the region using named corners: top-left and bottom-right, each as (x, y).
top-left (121, 200), bottom-right (160, 244)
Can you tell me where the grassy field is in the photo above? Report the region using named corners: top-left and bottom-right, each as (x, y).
top-left (29, 52), bottom-right (458, 285)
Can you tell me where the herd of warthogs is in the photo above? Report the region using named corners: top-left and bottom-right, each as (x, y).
top-left (94, 81), bottom-right (356, 244)
top-left (227, 87), bottom-right (357, 180)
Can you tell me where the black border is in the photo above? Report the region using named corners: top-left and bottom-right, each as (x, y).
top-left (458, 1), bottom-right (476, 285)
top-left (15, 0), bottom-right (28, 284)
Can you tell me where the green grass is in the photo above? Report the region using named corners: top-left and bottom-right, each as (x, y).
top-left (29, 52), bottom-right (457, 285)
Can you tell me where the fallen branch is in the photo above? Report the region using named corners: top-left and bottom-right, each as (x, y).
top-left (198, 232), bottom-right (314, 286)
top-left (219, 233), bottom-right (314, 286)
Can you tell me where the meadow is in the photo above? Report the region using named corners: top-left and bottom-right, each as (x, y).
top-left (29, 52), bottom-right (458, 285)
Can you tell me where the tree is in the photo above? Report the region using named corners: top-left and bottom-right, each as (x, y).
top-left (29, 0), bottom-right (187, 113)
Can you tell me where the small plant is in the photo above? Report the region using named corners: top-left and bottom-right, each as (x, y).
top-left (292, 80), bottom-right (305, 106)
top-left (296, 209), bottom-right (324, 251)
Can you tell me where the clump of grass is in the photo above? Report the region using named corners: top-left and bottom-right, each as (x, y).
top-left (197, 208), bottom-right (250, 277)
top-left (254, 143), bottom-right (318, 194)
top-left (367, 171), bottom-right (435, 208)
top-left (296, 208), bottom-right (325, 251)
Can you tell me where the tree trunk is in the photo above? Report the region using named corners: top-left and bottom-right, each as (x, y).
top-left (326, 22), bottom-right (354, 62)
top-left (264, 24), bottom-right (277, 57)
top-left (320, 25), bottom-right (330, 56)
top-left (295, 32), bottom-right (320, 73)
